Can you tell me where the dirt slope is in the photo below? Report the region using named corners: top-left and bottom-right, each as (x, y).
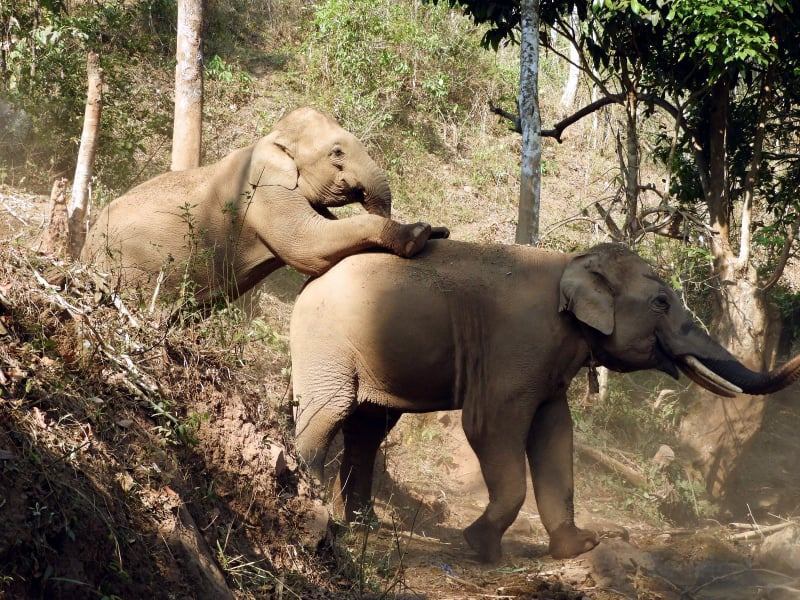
top-left (0, 243), bottom-right (339, 599)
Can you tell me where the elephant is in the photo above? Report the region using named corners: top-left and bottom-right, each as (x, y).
top-left (81, 106), bottom-right (447, 304)
top-left (290, 240), bottom-right (800, 562)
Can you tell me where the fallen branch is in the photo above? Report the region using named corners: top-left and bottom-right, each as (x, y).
top-left (29, 264), bottom-right (178, 427)
top-left (729, 521), bottom-right (794, 541)
top-left (575, 441), bottom-right (648, 488)
top-left (165, 498), bottom-right (236, 600)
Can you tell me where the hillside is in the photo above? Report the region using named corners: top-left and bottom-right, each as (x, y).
top-left (2, 0), bottom-right (800, 598)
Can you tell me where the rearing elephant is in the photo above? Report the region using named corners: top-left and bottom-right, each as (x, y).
top-left (290, 241), bottom-right (800, 562)
top-left (81, 107), bottom-right (446, 303)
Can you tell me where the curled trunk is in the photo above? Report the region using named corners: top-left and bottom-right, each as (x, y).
top-left (670, 323), bottom-right (800, 396)
top-left (362, 164), bottom-right (392, 218)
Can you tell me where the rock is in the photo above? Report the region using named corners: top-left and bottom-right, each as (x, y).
top-left (652, 444), bottom-right (675, 469)
top-left (266, 442), bottom-right (287, 477)
top-left (298, 500), bottom-right (330, 549)
top-left (582, 518), bottom-right (630, 541)
top-left (756, 525), bottom-right (800, 574)
top-left (585, 539), bottom-right (655, 596)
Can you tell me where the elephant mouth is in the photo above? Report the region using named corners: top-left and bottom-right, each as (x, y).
top-left (675, 354), bottom-right (742, 397)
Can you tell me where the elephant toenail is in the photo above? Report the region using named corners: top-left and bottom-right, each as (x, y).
top-left (412, 225), bottom-right (424, 236)
top-left (405, 241), bottom-right (416, 254)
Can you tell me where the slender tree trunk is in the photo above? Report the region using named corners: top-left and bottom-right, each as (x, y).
top-left (41, 177), bottom-right (69, 257)
top-left (622, 91), bottom-right (639, 241)
top-left (67, 51), bottom-right (102, 259)
top-left (677, 78), bottom-right (779, 497)
top-left (516, 0), bottom-right (542, 246)
top-left (559, 8), bottom-right (580, 112)
top-left (678, 269), bottom-right (780, 496)
top-left (171, 0), bottom-right (204, 171)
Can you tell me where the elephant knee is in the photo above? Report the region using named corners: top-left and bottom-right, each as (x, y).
top-left (508, 487), bottom-right (526, 514)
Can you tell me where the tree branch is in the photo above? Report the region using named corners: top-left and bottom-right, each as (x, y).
top-left (735, 67), bottom-right (773, 272)
top-left (761, 219), bottom-right (799, 292)
top-left (593, 201), bottom-right (624, 241)
top-left (491, 93), bottom-right (682, 143)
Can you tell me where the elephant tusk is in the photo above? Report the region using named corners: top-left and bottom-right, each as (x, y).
top-left (684, 355), bottom-right (743, 395)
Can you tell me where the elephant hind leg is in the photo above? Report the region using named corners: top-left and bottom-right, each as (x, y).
top-left (294, 377), bottom-right (357, 486)
top-left (338, 407), bottom-right (401, 523)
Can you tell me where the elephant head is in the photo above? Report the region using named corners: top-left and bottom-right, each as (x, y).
top-left (257, 107), bottom-right (392, 217)
top-left (559, 243), bottom-right (800, 396)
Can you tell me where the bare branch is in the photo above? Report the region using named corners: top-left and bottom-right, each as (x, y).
top-left (735, 67), bottom-right (773, 272)
top-left (762, 219), bottom-right (799, 291)
top-left (489, 104), bottom-right (521, 132)
top-left (491, 93), bottom-right (682, 142)
top-left (593, 201), bottom-right (624, 241)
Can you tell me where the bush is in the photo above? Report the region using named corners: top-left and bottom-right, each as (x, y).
top-left (1, 1), bottom-right (173, 192)
top-left (304, 0), bottom-right (516, 142)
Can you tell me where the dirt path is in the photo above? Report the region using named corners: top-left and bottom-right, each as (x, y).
top-left (355, 415), bottom-right (800, 600)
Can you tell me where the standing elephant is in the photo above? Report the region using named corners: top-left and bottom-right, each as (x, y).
top-left (81, 106), bottom-right (446, 303)
top-left (290, 241), bottom-right (800, 562)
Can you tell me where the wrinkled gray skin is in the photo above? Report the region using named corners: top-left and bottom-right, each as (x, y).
top-left (81, 107), bottom-right (446, 303)
top-left (290, 241), bottom-right (800, 562)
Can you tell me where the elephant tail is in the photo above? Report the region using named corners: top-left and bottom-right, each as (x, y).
top-left (451, 297), bottom-right (491, 438)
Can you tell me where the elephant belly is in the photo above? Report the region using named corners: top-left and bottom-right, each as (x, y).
top-left (344, 282), bottom-right (456, 412)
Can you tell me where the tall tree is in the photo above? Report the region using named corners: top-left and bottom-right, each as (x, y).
top-left (171, 0), bottom-right (203, 171)
top-left (517, 0), bottom-right (542, 244)
top-left (432, 0), bottom-right (583, 244)
top-left (437, 0), bottom-right (800, 496)
top-left (559, 8), bottom-right (580, 111)
top-left (67, 51), bottom-right (103, 258)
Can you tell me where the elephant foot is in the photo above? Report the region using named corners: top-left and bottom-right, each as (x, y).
top-left (464, 520), bottom-right (502, 563)
top-left (400, 222), bottom-right (432, 257)
top-left (548, 522), bottom-right (599, 559)
top-left (429, 226), bottom-right (450, 240)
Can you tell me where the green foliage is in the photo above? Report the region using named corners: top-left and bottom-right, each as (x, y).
top-left (305, 0), bottom-right (510, 138)
top-left (1, 0), bottom-right (173, 190)
top-left (665, 0), bottom-right (787, 69)
top-left (427, 0), bottom-right (585, 49)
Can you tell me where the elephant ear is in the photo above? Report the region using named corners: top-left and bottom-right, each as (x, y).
top-left (559, 253), bottom-right (615, 335)
top-left (250, 134), bottom-right (299, 190)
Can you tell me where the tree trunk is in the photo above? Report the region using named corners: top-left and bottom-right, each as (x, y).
top-left (41, 177), bottom-right (69, 257)
top-left (678, 268), bottom-right (780, 496)
top-left (171, 0), bottom-right (204, 171)
top-left (622, 91), bottom-right (639, 241)
top-left (559, 8), bottom-right (580, 112)
top-left (515, 0), bottom-right (542, 246)
top-left (677, 77), bottom-right (779, 497)
top-left (67, 51), bottom-right (102, 259)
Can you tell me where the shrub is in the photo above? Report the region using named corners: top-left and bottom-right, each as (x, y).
top-left (304, 0), bottom-right (516, 142)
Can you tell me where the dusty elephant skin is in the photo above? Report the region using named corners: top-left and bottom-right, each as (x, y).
top-left (290, 240), bottom-right (800, 563)
top-left (81, 106), bottom-right (447, 304)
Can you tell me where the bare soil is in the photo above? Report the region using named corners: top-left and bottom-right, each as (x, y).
top-left (350, 413), bottom-right (800, 599)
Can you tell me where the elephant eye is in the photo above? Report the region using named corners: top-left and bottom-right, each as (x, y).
top-left (330, 145), bottom-right (344, 159)
top-left (652, 294), bottom-right (670, 312)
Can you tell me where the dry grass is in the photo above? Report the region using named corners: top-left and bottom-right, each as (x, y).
top-left (0, 243), bottom-right (351, 599)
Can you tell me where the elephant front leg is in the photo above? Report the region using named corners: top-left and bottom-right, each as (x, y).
top-left (527, 395), bottom-right (598, 559)
top-left (255, 190), bottom-right (438, 277)
top-left (463, 426), bottom-right (528, 563)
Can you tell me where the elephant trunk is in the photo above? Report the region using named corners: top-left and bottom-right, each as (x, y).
top-left (688, 353), bottom-right (800, 396)
top-left (662, 323), bottom-right (800, 396)
top-left (361, 161), bottom-right (392, 218)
